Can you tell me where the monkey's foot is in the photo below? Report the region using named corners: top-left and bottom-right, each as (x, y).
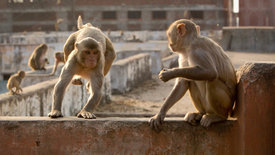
top-left (149, 113), bottom-right (165, 132)
top-left (71, 79), bottom-right (83, 85)
top-left (48, 110), bottom-right (63, 118)
top-left (184, 112), bottom-right (203, 125)
top-left (200, 114), bottom-right (226, 128)
top-left (77, 110), bottom-right (96, 119)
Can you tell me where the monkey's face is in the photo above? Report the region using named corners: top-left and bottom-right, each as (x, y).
top-left (18, 71), bottom-right (25, 78)
top-left (76, 38), bottom-right (101, 69)
top-left (167, 28), bottom-right (180, 52)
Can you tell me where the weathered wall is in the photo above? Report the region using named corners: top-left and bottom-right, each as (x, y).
top-left (21, 65), bottom-right (63, 87)
top-left (222, 27), bottom-right (275, 52)
top-left (0, 116), bottom-right (237, 155)
top-left (235, 62), bottom-right (275, 155)
top-left (115, 49), bottom-right (161, 74)
top-left (0, 74), bottom-right (112, 116)
top-left (111, 53), bottom-right (152, 94)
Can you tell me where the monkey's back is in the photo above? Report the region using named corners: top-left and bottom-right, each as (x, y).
top-left (76, 26), bottom-right (107, 52)
top-left (194, 36), bottom-right (237, 95)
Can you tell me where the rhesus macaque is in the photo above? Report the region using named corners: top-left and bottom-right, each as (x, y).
top-left (48, 16), bottom-right (116, 119)
top-left (50, 51), bottom-right (65, 75)
top-left (149, 19), bottom-right (237, 130)
top-left (28, 44), bottom-right (49, 71)
top-left (7, 70), bottom-right (25, 95)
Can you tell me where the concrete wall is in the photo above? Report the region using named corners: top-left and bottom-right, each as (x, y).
top-left (235, 62), bottom-right (275, 155)
top-left (115, 49), bottom-right (162, 74)
top-left (162, 53), bottom-right (179, 69)
top-left (0, 116), bottom-right (237, 155)
top-left (0, 74), bottom-right (112, 116)
top-left (111, 53), bottom-right (152, 94)
top-left (222, 27), bottom-right (275, 52)
top-left (0, 62), bottom-right (274, 154)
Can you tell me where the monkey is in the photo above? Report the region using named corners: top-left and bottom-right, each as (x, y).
top-left (48, 16), bottom-right (116, 119)
top-left (149, 19), bottom-right (237, 131)
top-left (28, 44), bottom-right (49, 71)
top-left (7, 70), bottom-right (25, 95)
top-left (50, 51), bottom-right (65, 75)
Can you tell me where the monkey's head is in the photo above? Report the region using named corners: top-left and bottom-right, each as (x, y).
top-left (55, 52), bottom-right (64, 61)
top-left (166, 19), bottom-right (199, 52)
top-left (18, 70), bottom-right (25, 78)
top-left (75, 37), bottom-right (101, 69)
top-left (40, 44), bottom-right (48, 50)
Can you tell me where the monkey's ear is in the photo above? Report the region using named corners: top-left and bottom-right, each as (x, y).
top-left (177, 23), bottom-right (186, 36)
top-left (196, 25), bottom-right (200, 35)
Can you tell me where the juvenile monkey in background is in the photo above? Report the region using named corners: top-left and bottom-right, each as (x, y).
top-left (50, 51), bottom-right (65, 75)
top-left (28, 44), bottom-right (49, 71)
top-left (7, 70), bottom-right (25, 95)
top-left (48, 16), bottom-right (116, 119)
top-left (149, 19), bottom-right (237, 130)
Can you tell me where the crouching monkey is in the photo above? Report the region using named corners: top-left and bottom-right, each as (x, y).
top-left (48, 16), bottom-right (116, 118)
top-left (7, 70), bottom-right (25, 95)
top-left (149, 19), bottom-right (237, 130)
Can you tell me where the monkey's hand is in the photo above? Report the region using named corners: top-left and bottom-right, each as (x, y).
top-left (149, 113), bottom-right (165, 132)
top-left (159, 68), bottom-right (174, 82)
top-left (48, 110), bottom-right (63, 118)
top-left (77, 109), bottom-right (96, 119)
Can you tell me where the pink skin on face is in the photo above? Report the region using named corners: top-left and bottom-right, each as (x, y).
top-left (84, 50), bottom-right (99, 68)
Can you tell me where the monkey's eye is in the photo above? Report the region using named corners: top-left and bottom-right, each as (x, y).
top-left (84, 51), bottom-right (90, 55)
top-left (93, 50), bottom-right (99, 55)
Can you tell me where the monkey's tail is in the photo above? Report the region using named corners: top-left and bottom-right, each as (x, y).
top-left (77, 16), bottom-right (84, 29)
top-left (26, 73), bottom-right (55, 77)
top-left (77, 16), bottom-right (92, 29)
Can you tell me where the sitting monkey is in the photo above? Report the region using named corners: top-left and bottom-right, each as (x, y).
top-left (7, 70), bottom-right (25, 95)
top-left (48, 16), bottom-right (116, 119)
top-left (28, 44), bottom-right (49, 71)
top-left (149, 19), bottom-right (237, 130)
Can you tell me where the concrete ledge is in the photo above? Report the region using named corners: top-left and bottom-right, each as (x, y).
top-left (222, 26), bottom-right (275, 52)
top-left (21, 65), bottom-right (63, 87)
top-left (111, 53), bottom-right (152, 94)
top-left (162, 53), bottom-right (179, 69)
top-left (116, 50), bottom-right (162, 74)
top-left (0, 75), bottom-right (112, 116)
top-left (0, 116), bottom-right (237, 154)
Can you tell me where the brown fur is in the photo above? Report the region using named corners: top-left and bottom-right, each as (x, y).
top-left (7, 70), bottom-right (25, 95)
top-left (28, 44), bottom-right (49, 70)
top-left (48, 16), bottom-right (116, 119)
top-left (50, 51), bottom-right (65, 75)
top-left (149, 19), bottom-right (237, 131)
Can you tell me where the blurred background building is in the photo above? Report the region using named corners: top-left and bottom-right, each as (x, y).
top-left (0, 0), bottom-right (231, 32)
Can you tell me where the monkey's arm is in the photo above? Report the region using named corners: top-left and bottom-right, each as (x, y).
top-left (49, 60), bottom-right (75, 118)
top-left (50, 61), bottom-right (59, 75)
top-left (160, 49), bottom-right (217, 82)
top-left (149, 79), bottom-right (188, 131)
top-left (77, 71), bottom-right (104, 119)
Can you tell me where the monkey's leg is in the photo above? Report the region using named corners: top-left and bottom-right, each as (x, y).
top-left (48, 66), bottom-right (74, 118)
top-left (184, 82), bottom-right (206, 125)
top-left (77, 73), bottom-right (104, 119)
top-left (103, 37), bottom-right (116, 76)
top-left (200, 80), bottom-right (233, 127)
top-left (149, 79), bottom-right (188, 132)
